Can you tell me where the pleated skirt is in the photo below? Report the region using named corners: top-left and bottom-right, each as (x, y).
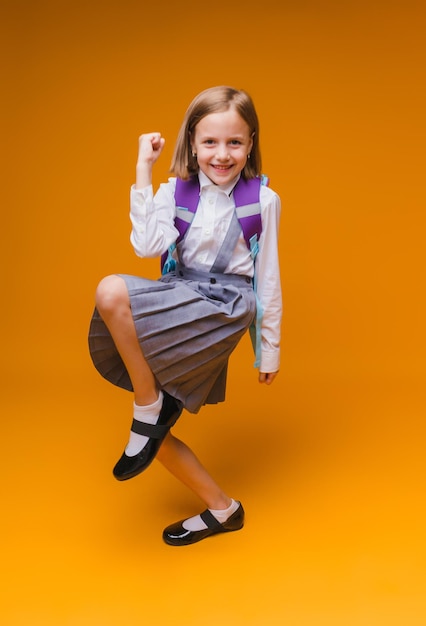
top-left (88, 267), bottom-right (256, 413)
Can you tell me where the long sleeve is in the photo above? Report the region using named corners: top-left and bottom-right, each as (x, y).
top-left (129, 180), bottom-right (179, 258)
top-left (255, 187), bottom-right (282, 373)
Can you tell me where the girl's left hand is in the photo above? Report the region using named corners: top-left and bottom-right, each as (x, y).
top-left (258, 371), bottom-right (279, 385)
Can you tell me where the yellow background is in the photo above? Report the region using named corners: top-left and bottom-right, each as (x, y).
top-left (1, 0), bottom-right (425, 624)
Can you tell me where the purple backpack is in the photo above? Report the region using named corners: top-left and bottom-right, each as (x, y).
top-left (161, 174), bottom-right (268, 274)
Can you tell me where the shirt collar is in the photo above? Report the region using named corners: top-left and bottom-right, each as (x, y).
top-left (198, 170), bottom-right (241, 197)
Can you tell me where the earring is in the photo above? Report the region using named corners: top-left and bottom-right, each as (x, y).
top-left (247, 153), bottom-right (251, 159)
top-left (192, 152), bottom-right (197, 157)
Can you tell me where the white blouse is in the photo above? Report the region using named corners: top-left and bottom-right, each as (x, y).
top-left (129, 171), bottom-right (282, 373)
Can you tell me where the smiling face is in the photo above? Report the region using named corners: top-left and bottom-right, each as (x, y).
top-left (190, 107), bottom-right (253, 186)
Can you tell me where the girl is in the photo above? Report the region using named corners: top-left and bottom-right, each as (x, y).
top-left (88, 86), bottom-right (282, 546)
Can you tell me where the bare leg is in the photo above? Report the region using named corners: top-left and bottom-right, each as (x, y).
top-left (95, 275), bottom-right (158, 405)
top-left (157, 432), bottom-right (232, 510)
top-left (96, 275), bottom-right (233, 510)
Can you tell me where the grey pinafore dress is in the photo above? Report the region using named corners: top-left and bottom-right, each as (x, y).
top-left (88, 212), bottom-right (256, 413)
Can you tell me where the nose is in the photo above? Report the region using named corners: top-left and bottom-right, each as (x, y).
top-left (216, 144), bottom-right (230, 160)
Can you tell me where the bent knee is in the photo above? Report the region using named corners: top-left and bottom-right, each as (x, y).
top-left (95, 275), bottom-right (128, 314)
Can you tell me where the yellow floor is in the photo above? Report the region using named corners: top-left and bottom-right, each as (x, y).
top-left (2, 352), bottom-right (425, 625)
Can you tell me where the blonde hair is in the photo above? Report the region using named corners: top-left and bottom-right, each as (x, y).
top-left (171, 86), bottom-right (261, 180)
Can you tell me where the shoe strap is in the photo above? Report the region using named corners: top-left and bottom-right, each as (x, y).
top-left (200, 509), bottom-right (224, 531)
top-left (130, 419), bottom-right (170, 439)
top-left (130, 393), bottom-right (183, 439)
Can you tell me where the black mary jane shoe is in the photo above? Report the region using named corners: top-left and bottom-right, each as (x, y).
top-left (113, 391), bottom-right (183, 481)
top-left (162, 502), bottom-right (245, 546)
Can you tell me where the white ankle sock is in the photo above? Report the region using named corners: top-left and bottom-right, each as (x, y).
top-left (182, 499), bottom-right (240, 532)
top-left (125, 391), bottom-right (164, 456)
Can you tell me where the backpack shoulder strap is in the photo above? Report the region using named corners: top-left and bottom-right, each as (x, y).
top-left (161, 176), bottom-right (200, 273)
top-left (233, 176), bottom-right (268, 368)
top-left (174, 176), bottom-right (200, 243)
top-left (234, 175), bottom-right (267, 260)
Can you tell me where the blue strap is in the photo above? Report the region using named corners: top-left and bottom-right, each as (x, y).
top-left (249, 254), bottom-right (264, 367)
top-left (250, 296), bottom-right (263, 369)
top-left (161, 242), bottom-right (177, 274)
top-left (249, 234), bottom-right (259, 261)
